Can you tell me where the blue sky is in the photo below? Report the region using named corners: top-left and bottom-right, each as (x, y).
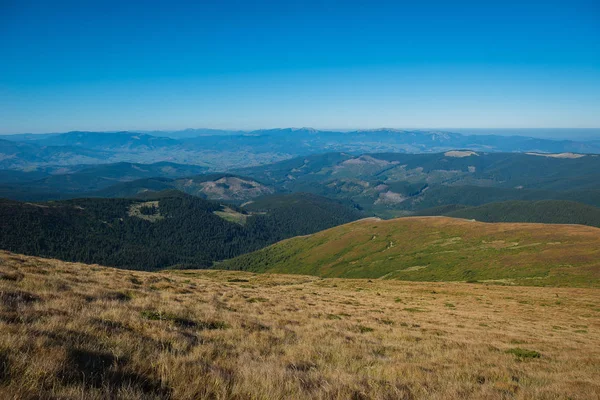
top-left (1, 0), bottom-right (599, 134)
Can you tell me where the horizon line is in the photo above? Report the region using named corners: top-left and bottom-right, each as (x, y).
top-left (3, 127), bottom-right (600, 136)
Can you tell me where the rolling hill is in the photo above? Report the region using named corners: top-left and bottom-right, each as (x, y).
top-left (221, 216), bottom-right (600, 287)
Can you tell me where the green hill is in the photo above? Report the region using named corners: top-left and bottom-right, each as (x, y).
top-left (220, 216), bottom-right (600, 287)
top-left (0, 191), bottom-right (362, 270)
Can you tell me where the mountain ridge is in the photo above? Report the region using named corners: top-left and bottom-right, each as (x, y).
top-left (3, 129), bottom-right (600, 171)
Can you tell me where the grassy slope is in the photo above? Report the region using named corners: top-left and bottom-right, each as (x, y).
top-left (221, 217), bottom-right (600, 287)
top-left (0, 250), bottom-right (599, 399)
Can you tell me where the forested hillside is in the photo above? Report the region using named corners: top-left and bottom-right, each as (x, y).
top-left (436, 200), bottom-right (600, 227)
top-left (233, 152), bottom-right (600, 215)
top-left (0, 192), bottom-right (362, 270)
top-left (241, 193), bottom-right (364, 237)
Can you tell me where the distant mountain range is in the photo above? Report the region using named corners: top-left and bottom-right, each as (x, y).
top-left (2, 128), bottom-right (600, 171)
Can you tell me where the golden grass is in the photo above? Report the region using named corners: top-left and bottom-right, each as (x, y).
top-left (1, 250), bottom-right (599, 399)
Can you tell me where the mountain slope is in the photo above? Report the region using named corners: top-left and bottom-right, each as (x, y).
top-left (234, 152), bottom-right (600, 214)
top-left (172, 174), bottom-right (274, 202)
top-left (235, 151), bottom-right (600, 193)
top-left (241, 193), bottom-right (365, 237)
top-left (0, 195), bottom-right (237, 269)
top-left (403, 185), bottom-right (600, 210)
top-left (93, 174), bottom-right (275, 203)
top-left (88, 177), bottom-right (177, 198)
top-left (221, 217), bottom-right (600, 287)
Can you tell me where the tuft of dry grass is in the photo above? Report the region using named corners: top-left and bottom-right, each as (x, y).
top-left (0, 250), bottom-right (599, 399)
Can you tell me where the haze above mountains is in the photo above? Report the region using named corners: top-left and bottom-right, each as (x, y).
top-left (2, 128), bottom-right (600, 172)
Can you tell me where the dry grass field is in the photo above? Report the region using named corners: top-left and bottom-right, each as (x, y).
top-left (1, 250), bottom-right (599, 399)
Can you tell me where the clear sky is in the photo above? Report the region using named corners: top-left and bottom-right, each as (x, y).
top-left (1, 0), bottom-right (599, 134)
